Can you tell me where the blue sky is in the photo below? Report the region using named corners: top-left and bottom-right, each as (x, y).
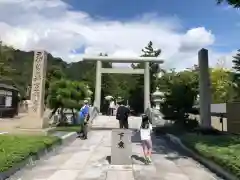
top-left (0, 0), bottom-right (238, 69)
top-left (68, 0), bottom-right (239, 52)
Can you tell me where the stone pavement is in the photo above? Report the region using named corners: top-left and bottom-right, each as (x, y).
top-left (7, 116), bottom-right (222, 180)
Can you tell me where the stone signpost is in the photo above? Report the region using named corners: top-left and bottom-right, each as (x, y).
top-left (111, 129), bottom-right (132, 165)
top-left (19, 51), bottom-right (49, 130)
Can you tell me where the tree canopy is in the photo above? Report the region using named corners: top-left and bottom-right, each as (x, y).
top-left (217, 0), bottom-right (240, 8)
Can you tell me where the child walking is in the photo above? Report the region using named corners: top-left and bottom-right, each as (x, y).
top-left (140, 114), bottom-right (153, 164)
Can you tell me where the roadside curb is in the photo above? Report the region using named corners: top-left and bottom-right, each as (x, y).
top-left (0, 132), bottom-right (77, 180)
top-left (165, 133), bottom-right (239, 180)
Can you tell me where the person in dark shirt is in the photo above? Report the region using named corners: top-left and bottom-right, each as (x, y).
top-left (116, 101), bottom-right (130, 129)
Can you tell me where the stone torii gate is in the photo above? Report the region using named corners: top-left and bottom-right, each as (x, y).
top-left (82, 56), bottom-right (164, 111)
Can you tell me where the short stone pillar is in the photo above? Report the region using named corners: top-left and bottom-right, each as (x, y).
top-left (20, 51), bottom-right (49, 129)
top-left (198, 48), bottom-right (211, 127)
top-left (111, 129), bottom-right (132, 165)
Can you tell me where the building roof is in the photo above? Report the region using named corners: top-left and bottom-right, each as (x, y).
top-left (0, 83), bottom-right (19, 91)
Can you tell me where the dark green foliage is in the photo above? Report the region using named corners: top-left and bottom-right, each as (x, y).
top-left (158, 69), bottom-right (198, 120)
top-left (217, 0), bottom-right (240, 8)
top-left (232, 49), bottom-right (240, 71)
top-left (47, 79), bottom-right (87, 110)
top-left (231, 50), bottom-right (240, 101)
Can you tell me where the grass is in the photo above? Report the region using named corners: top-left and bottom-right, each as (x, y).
top-left (54, 125), bottom-right (80, 132)
top-left (0, 135), bottom-right (60, 172)
top-left (181, 134), bottom-right (240, 178)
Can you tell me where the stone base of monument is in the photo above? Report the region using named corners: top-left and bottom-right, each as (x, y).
top-left (0, 122), bottom-right (55, 135)
top-left (16, 115), bottom-right (54, 135)
top-left (111, 129), bottom-right (132, 165)
top-left (0, 110), bottom-right (56, 135)
top-left (14, 127), bottom-right (55, 135)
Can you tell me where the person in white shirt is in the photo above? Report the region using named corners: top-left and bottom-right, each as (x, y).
top-left (109, 100), bottom-right (115, 116)
top-left (139, 114), bottom-right (153, 164)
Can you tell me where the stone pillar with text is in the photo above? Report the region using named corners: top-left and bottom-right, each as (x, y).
top-left (144, 62), bottom-right (150, 111)
top-left (20, 51), bottom-right (49, 129)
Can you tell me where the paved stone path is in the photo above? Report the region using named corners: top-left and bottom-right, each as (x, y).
top-left (7, 116), bottom-right (222, 180)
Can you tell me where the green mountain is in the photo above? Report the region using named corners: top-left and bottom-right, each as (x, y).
top-left (8, 50), bottom-right (97, 96)
top-left (5, 49), bottom-right (141, 113)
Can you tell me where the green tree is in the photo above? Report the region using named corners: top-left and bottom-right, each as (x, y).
top-left (47, 79), bottom-right (87, 123)
top-left (0, 41), bottom-right (16, 83)
top-left (231, 50), bottom-right (240, 100)
top-left (210, 67), bottom-right (235, 103)
top-left (217, 0), bottom-right (240, 8)
top-left (158, 69), bottom-right (198, 120)
top-left (45, 66), bottom-right (66, 105)
top-left (232, 49), bottom-right (240, 71)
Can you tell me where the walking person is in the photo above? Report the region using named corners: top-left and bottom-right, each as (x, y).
top-left (109, 99), bottom-right (115, 116)
top-left (140, 114), bottom-right (153, 164)
top-left (77, 100), bottom-right (89, 139)
top-left (116, 101), bottom-right (130, 129)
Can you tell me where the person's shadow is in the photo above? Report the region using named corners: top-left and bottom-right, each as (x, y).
top-left (131, 155), bottom-right (146, 163)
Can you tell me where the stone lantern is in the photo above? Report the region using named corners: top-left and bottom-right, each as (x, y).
top-left (152, 87), bottom-right (164, 110)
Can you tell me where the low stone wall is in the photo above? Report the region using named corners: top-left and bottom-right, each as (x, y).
top-left (189, 114), bottom-right (227, 131)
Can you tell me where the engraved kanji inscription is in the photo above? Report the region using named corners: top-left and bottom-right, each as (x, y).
top-left (32, 82), bottom-right (40, 92)
top-left (31, 51), bottom-right (46, 114)
top-left (118, 141), bottom-right (124, 148)
top-left (117, 132), bottom-right (125, 149)
top-left (35, 52), bottom-right (43, 62)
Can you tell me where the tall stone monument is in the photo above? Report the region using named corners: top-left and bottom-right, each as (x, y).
top-left (19, 51), bottom-right (49, 129)
top-left (198, 48), bottom-right (211, 127)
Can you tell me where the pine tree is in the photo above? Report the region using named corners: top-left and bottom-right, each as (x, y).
top-left (231, 49), bottom-right (240, 100)
top-left (232, 49), bottom-right (240, 71)
top-left (141, 41), bottom-right (161, 92)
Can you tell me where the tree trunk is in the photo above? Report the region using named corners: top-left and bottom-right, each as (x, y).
top-left (59, 107), bottom-right (65, 125)
top-left (49, 107), bottom-right (58, 119)
top-left (71, 108), bottom-right (76, 124)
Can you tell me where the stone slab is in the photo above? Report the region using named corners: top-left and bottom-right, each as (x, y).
top-left (47, 170), bottom-right (79, 180)
top-left (111, 129), bottom-right (132, 165)
top-left (106, 170), bottom-right (134, 180)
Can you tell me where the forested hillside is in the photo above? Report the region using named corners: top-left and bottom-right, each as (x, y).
top-left (4, 49), bottom-right (140, 112)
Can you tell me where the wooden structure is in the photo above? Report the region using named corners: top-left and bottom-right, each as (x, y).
top-left (0, 83), bottom-right (19, 118)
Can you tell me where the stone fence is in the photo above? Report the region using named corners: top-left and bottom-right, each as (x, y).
top-left (189, 114), bottom-right (227, 132)
top-left (192, 103), bottom-right (240, 133)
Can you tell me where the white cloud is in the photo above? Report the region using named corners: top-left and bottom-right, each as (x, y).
top-left (0, 0), bottom-right (235, 70)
